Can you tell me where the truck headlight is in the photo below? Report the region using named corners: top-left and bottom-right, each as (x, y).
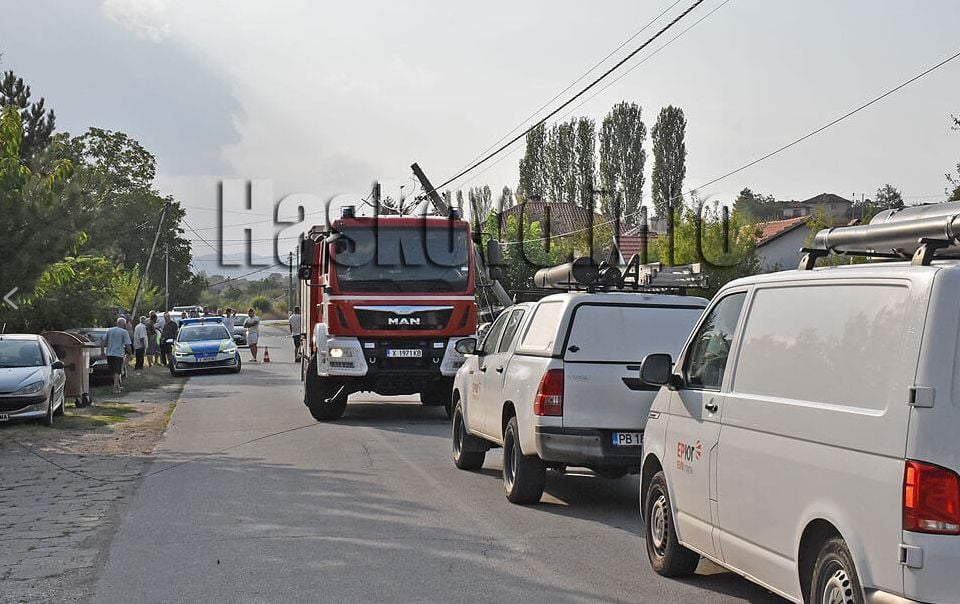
top-left (329, 347), bottom-right (354, 358)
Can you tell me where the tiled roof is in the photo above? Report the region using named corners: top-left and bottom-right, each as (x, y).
top-left (754, 216), bottom-right (810, 246)
top-left (618, 230), bottom-right (658, 259)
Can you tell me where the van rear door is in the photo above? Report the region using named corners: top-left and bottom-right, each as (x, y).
top-left (561, 302), bottom-right (704, 431)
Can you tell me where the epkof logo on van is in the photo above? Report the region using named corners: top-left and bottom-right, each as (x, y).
top-left (676, 440), bottom-right (702, 474)
top-left (388, 317), bottom-right (421, 326)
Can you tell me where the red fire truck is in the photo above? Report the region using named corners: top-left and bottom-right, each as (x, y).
top-left (298, 206), bottom-right (478, 421)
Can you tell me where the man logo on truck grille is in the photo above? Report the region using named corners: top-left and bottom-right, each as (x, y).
top-left (388, 317), bottom-right (421, 326)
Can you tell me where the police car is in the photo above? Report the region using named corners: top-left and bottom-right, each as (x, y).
top-left (168, 318), bottom-right (241, 376)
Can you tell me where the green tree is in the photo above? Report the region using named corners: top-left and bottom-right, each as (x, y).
top-left (651, 106), bottom-right (687, 218)
top-left (112, 264), bottom-right (162, 314)
top-left (251, 294), bottom-right (273, 314)
top-left (656, 196), bottom-right (758, 296)
top-left (468, 185), bottom-right (493, 218)
top-left (599, 101), bottom-right (646, 226)
top-left (14, 256), bottom-right (118, 331)
top-left (0, 106), bottom-right (78, 309)
top-left (517, 124), bottom-right (547, 201)
top-left (874, 184), bottom-right (904, 211)
top-left (732, 188), bottom-right (778, 221)
top-left (545, 120), bottom-right (577, 203)
top-left (575, 117), bottom-right (596, 211)
top-left (0, 68), bottom-right (56, 167)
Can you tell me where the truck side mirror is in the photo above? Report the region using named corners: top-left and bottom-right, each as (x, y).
top-left (300, 238), bottom-right (314, 266)
top-left (639, 353), bottom-right (675, 387)
top-left (486, 240), bottom-right (504, 281)
top-left (455, 337), bottom-right (477, 355)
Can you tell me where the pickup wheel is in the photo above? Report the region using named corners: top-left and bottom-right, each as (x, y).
top-left (452, 404), bottom-right (485, 470)
top-left (644, 471), bottom-right (700, 576)
top-left (304, 355), bottom-right (347, 421)
top-left (810, 537), bottom-right (864, 604)
top-left (502, 416), bottom-right (545, 504)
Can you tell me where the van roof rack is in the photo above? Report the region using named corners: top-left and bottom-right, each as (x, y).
top-left (532, 255), bottom-right (708, 295)
top-left (799, 201), bottom-right (960, 270)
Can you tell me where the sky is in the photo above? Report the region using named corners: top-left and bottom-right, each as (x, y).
top-left (2, 0), bottom-right (959, 270)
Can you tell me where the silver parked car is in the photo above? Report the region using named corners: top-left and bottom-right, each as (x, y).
top-left (0, 334), bottom-right (67, 426)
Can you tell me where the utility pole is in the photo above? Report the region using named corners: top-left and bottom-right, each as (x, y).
top-left (288, 251), bottom-right (293, 312)
top-left (164, 244), bottom-right (169, 310)
top-left (131, 202), bottom-right (168, 319)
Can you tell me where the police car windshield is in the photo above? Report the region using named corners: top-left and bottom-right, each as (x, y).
top-left (179, 325), bottom-right (230, 342)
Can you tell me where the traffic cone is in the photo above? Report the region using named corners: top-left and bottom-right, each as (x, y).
top-left (263, 346), bottom-right (271, 363)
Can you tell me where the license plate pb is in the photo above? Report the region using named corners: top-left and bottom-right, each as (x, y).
top-left (612, 432), bottom-right (642, 446)
top-left (386, 349), bottom-right (422, 358)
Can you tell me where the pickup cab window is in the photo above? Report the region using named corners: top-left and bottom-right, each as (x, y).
top-left (478, 311), bottom-right (510, 355)
top-left (497, 309), bottom-right (526, 354)
top-left (683, 293), bottom-right (746, 390)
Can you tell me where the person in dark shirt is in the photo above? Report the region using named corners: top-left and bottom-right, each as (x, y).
top-left (160, 313), bottom-right (179, 367)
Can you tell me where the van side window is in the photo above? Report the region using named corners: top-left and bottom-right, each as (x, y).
top-left (478, 311), bottom-right (511, 355)
top-left (684, 292), bottom-right (746, 390)
top-left (497, 310), bottom-right (526, 354)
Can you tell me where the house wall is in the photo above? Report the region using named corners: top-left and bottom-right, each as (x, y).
top-left (757, 226), bottom-right (810, 273)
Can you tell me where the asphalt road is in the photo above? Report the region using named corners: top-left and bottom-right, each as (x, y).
top-left (93, 326), bottom-right (785, 603)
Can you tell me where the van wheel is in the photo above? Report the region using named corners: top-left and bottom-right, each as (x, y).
top-left (304, 355), bottom-right (347, 421)
top-left (644, 471), bottom-right (700, 577)
top-left (811, 537), bottom-right (863, 604)
top-left (452, 404), bottom-right (485, 470)
top-left (502, 416), bottom-right (545, 504)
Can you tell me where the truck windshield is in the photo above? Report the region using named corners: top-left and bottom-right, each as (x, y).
top-left (333, 225), bottom-right (470, 293)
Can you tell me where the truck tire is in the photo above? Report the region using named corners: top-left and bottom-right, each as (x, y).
top-left (644, 471), bottom-right (700, 577)
top-left (810, 537), bottom-right (864, 604)
top-left (452, 403), bottom-right (485, 470)
top-left (502, 416), bottom-right (545, 504)
top-left (304, 355), bottom-right (347, 421)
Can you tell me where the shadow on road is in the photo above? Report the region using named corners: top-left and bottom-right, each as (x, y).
top-left (100, 449), bottom-right (632, 603)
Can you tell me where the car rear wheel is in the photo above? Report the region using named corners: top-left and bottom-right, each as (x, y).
top-left (452, 404), bottom-right (485, 470)
top-left (811, 537), bottom-right (863, 604)
top-left (644, 471), bottom-right (700, 577)
top-left (502, 416), bottom-right (545, 504)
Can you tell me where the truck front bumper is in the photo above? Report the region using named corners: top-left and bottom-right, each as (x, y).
top-left (534, 426), bottom-right (643, 470)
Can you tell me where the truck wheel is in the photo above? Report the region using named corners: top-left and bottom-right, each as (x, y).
top-left (810, 537), bottom-right (864, 604)
top-left (304, 355), bottom-right (347, 421)
top-left (644, 471), bottom-right (700, 577)
top-left (452, 404), bottom-right (485, 470)
top-left (502, 416), bottom-right (545, 504)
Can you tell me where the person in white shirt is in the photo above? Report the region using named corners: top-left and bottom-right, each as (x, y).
top-left (245, 308), bottom-right (261, 362)
top-left (289, 306), bottom-right (302, 362)
top-left (133, 316), bottom-right (148, 372)
top-left (222, 308), bottom-right (235, 332)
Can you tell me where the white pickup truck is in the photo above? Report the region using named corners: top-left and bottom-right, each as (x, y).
top-left (450, 291), bottom-right (707, 504)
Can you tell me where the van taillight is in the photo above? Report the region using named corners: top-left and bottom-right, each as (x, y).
top-left (534, 369), bottom-right (563, 416)
top-left (904, 460), bottom-right (960, 534)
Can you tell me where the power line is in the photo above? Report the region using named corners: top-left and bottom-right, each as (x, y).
top-left (429, 0), bottom-right (707, 195)
top-left (449, 0), bottom-right (683, 180)
top-left (454, 0), bottom-right (732, 194)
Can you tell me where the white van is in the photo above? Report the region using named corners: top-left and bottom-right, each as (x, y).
top-left (638, 205), bottom-right (960, 604)
top-left (451, 291), bottom-right (706, 503)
